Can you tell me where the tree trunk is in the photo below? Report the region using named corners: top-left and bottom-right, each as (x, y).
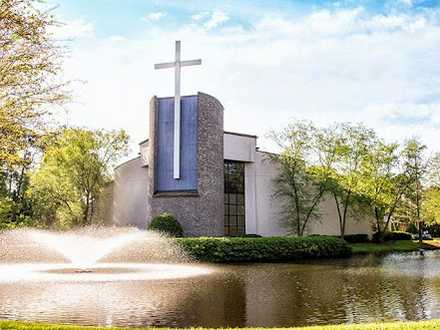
top-left (374, 207), bottom-right (384, 242)
top-left (333, 193), bottom-right (344, 238)
top-left (83, 195), bottom-right (90, 226)
top-left (419, 221), bottom-right (424, 244)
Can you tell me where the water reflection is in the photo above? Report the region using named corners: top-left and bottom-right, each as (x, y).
top-left (2, 252), bottom-right (440, 327)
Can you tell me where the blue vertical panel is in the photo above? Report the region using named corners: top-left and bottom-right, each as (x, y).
top-left (156, 96), bottom-right (198, 192)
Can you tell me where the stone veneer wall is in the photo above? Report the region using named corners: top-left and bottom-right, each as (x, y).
top-left (146, 92), bottom-right (224, 236)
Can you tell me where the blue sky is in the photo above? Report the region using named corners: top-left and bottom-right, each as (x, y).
top-left (49, 0), bottom-right (440, 157)
top-left (54, 0), bottom-right (440, 37)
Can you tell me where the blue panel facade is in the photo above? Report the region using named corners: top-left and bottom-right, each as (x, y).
top-left (155, 96), bottom-right (198, 192)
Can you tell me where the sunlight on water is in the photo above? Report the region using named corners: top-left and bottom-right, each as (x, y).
top-left (0, 263), bottom-right (213, 283)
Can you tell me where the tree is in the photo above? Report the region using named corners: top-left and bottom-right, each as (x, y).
top-left (394, 139), bottom-right (427, 242)
top-left (0, 0), bottom-right (68, 227)
top-left (421, 152), bottom-right (440, 227)
top-left (29, 128), bottom-right (129, 227)
top-left (0, 0), bottom-right (68, 167)
top-left (269, 121), bottom-right (317, 236)
top-left (327, 123), bottom-right (377, 238)
top-left (269, 121), bottom-right (340, 236)
top-left (422, 187), bottom-right (440, 225)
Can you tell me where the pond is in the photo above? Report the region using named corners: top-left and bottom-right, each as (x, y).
top-left (1, 251), bottom-right (440, 328)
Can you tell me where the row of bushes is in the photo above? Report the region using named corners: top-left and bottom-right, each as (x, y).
top-left (372, 231), bottom-right (412, 241)
top-left (312, 231), bottom-right (412, 244)
top-left (175, 236), bottom-right (352, 262)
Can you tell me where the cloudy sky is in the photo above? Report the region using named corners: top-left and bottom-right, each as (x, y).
top-left (49, 0), bottom-right (440, 157)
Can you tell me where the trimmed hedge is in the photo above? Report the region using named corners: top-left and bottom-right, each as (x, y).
top-left (148, 212), bottom-right (183, 237)
top-left (343, 234), bottom-right (370, 243)
top-left (373, 231), bottom-right (412, 242)
top-left (175, 236), bottom-right (351, 262)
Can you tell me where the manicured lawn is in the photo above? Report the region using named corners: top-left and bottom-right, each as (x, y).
top-left (350, 239), bottom-right (440, 254)
top-left (2, 320), bottom-right (440, 329)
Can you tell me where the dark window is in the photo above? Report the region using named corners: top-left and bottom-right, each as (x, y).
top-left (224, 161), bottom-right (245, 236)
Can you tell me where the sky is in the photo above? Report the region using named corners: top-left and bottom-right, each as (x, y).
top-left (48, 0), bottom-right (440, 158)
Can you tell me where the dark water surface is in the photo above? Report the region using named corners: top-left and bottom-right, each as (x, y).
top-left (2, 252), bottom-right (440, 328)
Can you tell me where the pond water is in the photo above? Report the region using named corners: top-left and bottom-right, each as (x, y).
top-left (1, 251), bottom-right (440, 328)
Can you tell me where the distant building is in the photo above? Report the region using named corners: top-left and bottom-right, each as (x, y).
top-left (110, 92), bottom-right (371, 237)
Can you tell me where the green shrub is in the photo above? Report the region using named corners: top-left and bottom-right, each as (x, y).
top-left (148, 212), bottom-right (183, 237)
top-left (373, 231), bottom-right (412, 242)
top-left (344, 234), bottom-right (370, 243)
top-left (175, 235), bottom-right (351, 262)
top-left (240, 234), bottom-right (262, 238)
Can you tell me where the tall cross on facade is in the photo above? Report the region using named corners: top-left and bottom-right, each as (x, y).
top-left (154, 40), bottom-right (202, 180)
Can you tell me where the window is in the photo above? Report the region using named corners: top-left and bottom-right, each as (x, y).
top-left (224, 161), bottom-right (245, 236)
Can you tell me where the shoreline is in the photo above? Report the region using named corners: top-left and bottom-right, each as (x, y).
top-left (2, 319), bottom-right (440, 330)
top-left (349, 239), bottom-right (440, 255)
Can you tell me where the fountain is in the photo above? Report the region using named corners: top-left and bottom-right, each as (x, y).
top-left (0, 227), bottom-right (213, 283)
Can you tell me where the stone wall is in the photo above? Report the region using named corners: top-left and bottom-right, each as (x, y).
top-left (146, 92), bottom-right (224, 236)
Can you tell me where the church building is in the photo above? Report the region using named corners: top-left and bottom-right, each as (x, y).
top-left (108, 42), bottom-right (371, 237)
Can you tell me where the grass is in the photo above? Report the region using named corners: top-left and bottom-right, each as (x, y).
top-left (350, 239), bottom-right (440, 254)
top-left (2, 320), bottom-right (440, 330)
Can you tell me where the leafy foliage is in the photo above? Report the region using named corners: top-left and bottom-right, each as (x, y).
top-left (325, 123), bottom-right (377, 238)
top-left (28, 128), bottom-right (129, 228)
top-left (270, 122), bottom-right (377, 238)
top-left (148, 212), bottom-right (184, 237)
top-left (270, 119), bottom-right (440, 239)
top-left (372, 231), bottom-right (412, 242)
top-left (176, 236), bottom-right (351, 262)
top-left (269, 121), bottom-right (340, 236)
top-left (343, 234), bottom-right (370, 243)
top-left (0, 0), bottom-right (69, 167)
top-left (421, 153), bottom-right (440, 226)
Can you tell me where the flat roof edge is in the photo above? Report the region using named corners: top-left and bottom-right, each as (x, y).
top-left (224, 131), bottom-right (257, 139)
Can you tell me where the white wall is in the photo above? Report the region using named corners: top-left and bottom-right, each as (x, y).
top-left (251, 151), bottom-right (373, 237)
top-left (139, 140), bottom-right (149, 167)
top-left (113, 157), bottom-right (149, 228)
top-left (253, 152), bottom-right (286, 236)
top-left (224, 133), bottom-right (256, 162)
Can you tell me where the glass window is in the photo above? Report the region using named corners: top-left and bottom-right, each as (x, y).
top-left (224, 161), bottom-right (245, 236)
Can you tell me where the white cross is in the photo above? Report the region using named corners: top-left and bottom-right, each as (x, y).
top-left (154, 40), bottom-right (202, 180)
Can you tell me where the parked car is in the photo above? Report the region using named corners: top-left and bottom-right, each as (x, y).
top-left (423, 231), bottom-right (433, 240)
top-left (411, 231), bottom-right (433, 240)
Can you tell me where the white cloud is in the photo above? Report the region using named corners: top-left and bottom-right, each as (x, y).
top-left (191, 12), bottom-right (208, 21)
top-left (204, 11), bottom-right (230, 30)
top-left (62, 8), bottom-right (440, 158)
top-left (142, 11), bottom-right (166, 22)
top-left (52, 19), bottom-right (95, 39)
top-left (108, 36), bottom-right (127, 42)
top-left (400, 0), bottom-right (414, 7)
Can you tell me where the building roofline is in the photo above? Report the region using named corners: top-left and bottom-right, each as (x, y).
top-left (114, 156), bottom-right (141, 170)
top-left (224, 131), bottom-right (257, 139)
top-left (256, 149), bottom-right (279, 156)
top-left (156, 94), bottom-right (198, 100)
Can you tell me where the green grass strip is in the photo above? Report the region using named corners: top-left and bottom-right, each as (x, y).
top-left (350, 239), bottom-right (440, 255)
top-left (2, 320), bottom-right (440, 330)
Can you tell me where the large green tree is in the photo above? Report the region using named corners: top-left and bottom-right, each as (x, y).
top-left (0, 0), bottom-right (68, 227)
top-left (29, 128), bottom-right (129, 227)
top-left (421, 153), bottom-right (440, 227)
top-left (394, 139), bottom-right (428, 241)
top-left (357, 140), bottom-right (409, 238)
top-left (326, 123), bottom-right (377, 238)
top-left (0, 0), bottom-right (68, 167)
top-left (270, 121), bottom-right (340, 236)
